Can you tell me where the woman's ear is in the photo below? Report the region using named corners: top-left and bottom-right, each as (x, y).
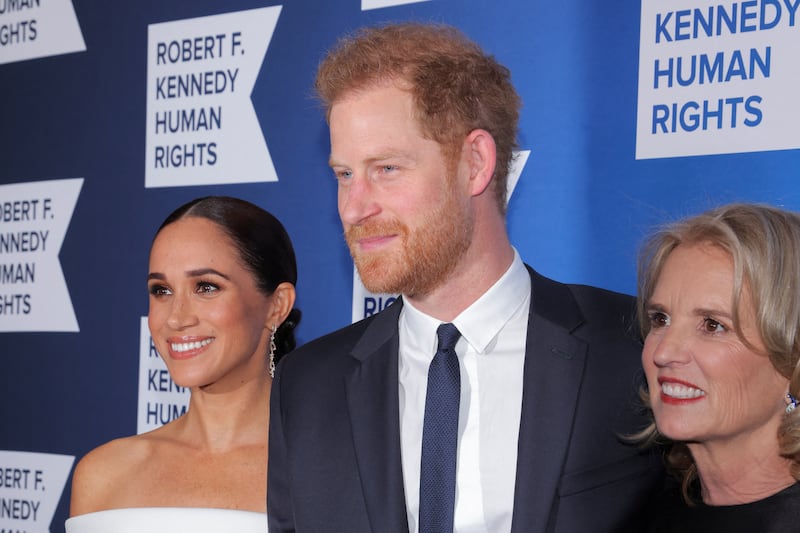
top-left (267, 282), bottom-right (296, 328)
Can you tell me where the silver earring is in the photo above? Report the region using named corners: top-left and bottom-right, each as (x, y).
top-left (269, 324), bottom-right (277, 378)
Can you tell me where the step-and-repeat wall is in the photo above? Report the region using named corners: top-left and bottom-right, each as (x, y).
top-left (2, 0), bottom-right (798, 530)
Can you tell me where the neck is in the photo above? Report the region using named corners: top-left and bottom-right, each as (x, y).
top-left (406, 223), bottom-right (513, 322)
top-left (689, 437), bottom-right (795, 505)
top-left (180, 372), bottom-right (271, 452)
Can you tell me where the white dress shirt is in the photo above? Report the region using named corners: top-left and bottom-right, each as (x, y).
top-left (399, 249), bottom-right (531, 533)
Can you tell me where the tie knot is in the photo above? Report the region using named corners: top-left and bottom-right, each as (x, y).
top-left (436, 323), bottom-right (461, 352)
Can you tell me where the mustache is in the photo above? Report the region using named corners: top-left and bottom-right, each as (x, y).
top-left (345, 220), bottom-right (407, 242)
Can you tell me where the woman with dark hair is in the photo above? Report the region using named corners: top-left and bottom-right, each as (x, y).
top-left (636, 203), bottom-right (800, 532)
top-left (67, 196), bottom-right (301, 532)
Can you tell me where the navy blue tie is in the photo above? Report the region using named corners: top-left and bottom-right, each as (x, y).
top-left (419, 322), bottom-right (461, 533)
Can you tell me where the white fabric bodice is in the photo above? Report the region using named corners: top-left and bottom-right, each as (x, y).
top-left (65, 507), bottom-right (267, 532)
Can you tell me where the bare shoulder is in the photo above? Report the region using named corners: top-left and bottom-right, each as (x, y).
top-left (69, 430), bottom-right (164, 516)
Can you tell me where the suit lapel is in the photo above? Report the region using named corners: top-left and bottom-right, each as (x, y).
top-left (344, 300), bottom-right (410, 533)
top-left (511, 268), bottom-right (588, 533)
top-left (341, 270), bottom-right (588, 532)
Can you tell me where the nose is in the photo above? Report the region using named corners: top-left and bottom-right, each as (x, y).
top-left (646, 327), bottom-right (692, 368)
top-left (166, 293), bottom-right (198, 330)
top-left (339, 174), bottom-right (380, 227)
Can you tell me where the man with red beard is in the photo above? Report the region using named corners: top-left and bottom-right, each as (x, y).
top-left (268, 22), bottom-right (663, 533)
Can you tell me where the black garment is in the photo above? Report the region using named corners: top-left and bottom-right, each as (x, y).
top-left (646, 481), bottom-right (800, 533)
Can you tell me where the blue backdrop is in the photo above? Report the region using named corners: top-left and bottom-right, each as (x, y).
top-left (2, 0), bottom-right (799, 531)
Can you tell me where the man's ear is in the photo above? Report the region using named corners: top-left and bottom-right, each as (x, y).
top-left (464, 128), bottom-right (497, 197)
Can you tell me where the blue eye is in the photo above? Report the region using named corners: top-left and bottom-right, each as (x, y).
top-left (335, 169), bottom-right (352, 181)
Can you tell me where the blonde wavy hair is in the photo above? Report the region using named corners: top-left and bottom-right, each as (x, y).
top-left (635, 203), bottom-right (800, 501)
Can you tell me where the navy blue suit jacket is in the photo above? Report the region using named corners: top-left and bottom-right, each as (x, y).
top-left (268, 267), bottom-right (663, 532)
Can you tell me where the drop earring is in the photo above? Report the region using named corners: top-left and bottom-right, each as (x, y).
top-left (786, 392), bottom-right (798, 414)
top-left (269, 324), bottom-right (277, 378)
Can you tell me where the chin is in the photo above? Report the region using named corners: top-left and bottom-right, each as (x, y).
top-left (357, 267), bottom-right (403, 294)
top-left (165, 371), bottom-right (202, 389)
top-left (655, 421), bottom-right (698, 443)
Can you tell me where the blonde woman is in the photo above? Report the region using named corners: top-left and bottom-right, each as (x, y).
top-left (637, 203), bottom-right (800, 532)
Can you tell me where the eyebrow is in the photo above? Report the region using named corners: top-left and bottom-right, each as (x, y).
top-left (329, 151), bottom-right (415, 168)
top-left (693, 307), bottom-right (733, 320)
top-left (644, 302), bottom-right (664, 312)
top-left (645, 301), bottom-right (733, 320)
top-left (147, 268), bottom-right (230, 281)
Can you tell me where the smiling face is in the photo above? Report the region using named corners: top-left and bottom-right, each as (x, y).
top-left (147, 217), bottom-right (274, 390)
top-left (642, 243), bottom-right (788, 450)
top-left (329, 83), bottom-right (473, 297)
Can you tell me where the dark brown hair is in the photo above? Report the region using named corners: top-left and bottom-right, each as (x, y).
top-left (157, 196), bottom-right (301, 359)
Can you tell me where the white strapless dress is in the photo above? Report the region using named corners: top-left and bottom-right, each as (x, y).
top-left (65, 507), bottom-right (267, 532)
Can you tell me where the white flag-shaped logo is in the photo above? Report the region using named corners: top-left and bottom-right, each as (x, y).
top-left (0, 450), bottom-right (74, 533)
top-left (0, 178), bottom-right (83, 332)
top-left (145, 6), bottom-right (282, 188)
top-left (0, 0), bottom-right (85, 65)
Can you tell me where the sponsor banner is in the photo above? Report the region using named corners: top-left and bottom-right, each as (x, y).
top-left (350, 150), bottom-right (531, 322)
top-left (137, 317), bottom-right (189, 434)
top-left (0, 0), bottom-right (85, 65)
top-left (145, 6), bottom-right (282, 187)
top-left (0, 178), bottom-right (82, 332)
top-left (637, 0), bottom-right (800, 159)
top-left (0, 450), bottom-right (74, 533)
